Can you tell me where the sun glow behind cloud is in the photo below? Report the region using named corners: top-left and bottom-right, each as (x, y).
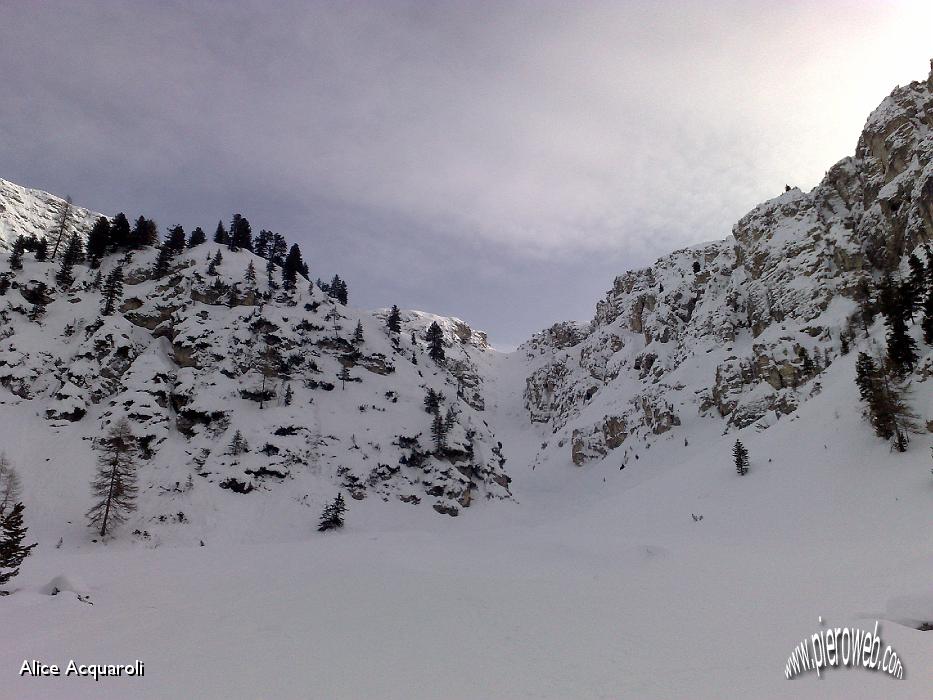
top-left (1, 1), bottom-right (932, 344)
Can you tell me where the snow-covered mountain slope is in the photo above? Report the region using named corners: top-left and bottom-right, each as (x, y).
top-left (523, 66), bottom-right (933, 467)
top-left (0, 177), bottom-right (99, 250)
top-left (0, 241), bottom-right (511, 546)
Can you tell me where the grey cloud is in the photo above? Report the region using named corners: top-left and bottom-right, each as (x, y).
top-left (1, 1), bottom-right (932, 346)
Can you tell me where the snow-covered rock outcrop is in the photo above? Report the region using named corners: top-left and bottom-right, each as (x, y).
top-left (524, 66), bottom-right (933, 464)
top-left (0, 234), bottom-right (511, 541)
top-left (0, 177), bottom-right (99, 250)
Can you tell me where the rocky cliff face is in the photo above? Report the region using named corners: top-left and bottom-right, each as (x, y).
top-left (0, 234), bottom-right (510, 539)
top-left (524, 67), bottom-right (933, 465)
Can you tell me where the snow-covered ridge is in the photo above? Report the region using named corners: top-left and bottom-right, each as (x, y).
top-left (523, 66), bottom-right (933, 465)
top-left (0, 177), bottom-right (100, 250)
top-left (0, 233), bottom-right (511, 544)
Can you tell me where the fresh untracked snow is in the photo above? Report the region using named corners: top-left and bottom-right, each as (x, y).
top-left (2, 346), bottom-right (931, 699)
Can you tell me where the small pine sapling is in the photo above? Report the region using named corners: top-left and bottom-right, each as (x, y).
top-left (733, 439), bottom-right (749, 476)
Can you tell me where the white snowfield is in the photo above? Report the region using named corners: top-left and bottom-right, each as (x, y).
top-left (2, 67), bottom-right (933, 698)
top-left (2, 359), bottom-right (931, 699)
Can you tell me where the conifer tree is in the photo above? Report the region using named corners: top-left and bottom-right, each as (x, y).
top-left (855, 352), bottom-right (919, 450)
top-left (129, 216), bottom-right (157, 249)
top-left (270, 233), bottom-right (287, 265)
top-left (282, 244), bottom-right (304, 290)
top-left (733, 439), bottom-right (749, 476)
top-left (153, 243), bottom-right (173, 279)
top-left (229, 214), bottom-right (252, 251)
top-left (431, 412), bottom-right (448, 452)
top-left (423, 388), bottom-right (443, 414)
top-left (0, 275), bottom-right (8, 296)
top-left (166, 225), bottom-right (186, 252)
top-left (325, 274), bottom-right (348, 304)
top-left (229, 430), bottom-right (249, 456)
top-left (87, 419), bottom-right (139, 538)
top-left (338, 365), bottom-right (352, 390)
top-left (387, 305), bottom-right (401, 334)
top-left (318, 493), bottom-right (347, 532)
top-left (237, 215), bottom-right (253, 251)
top-left (283, 383), bottom-right (294, 406)
top-left (265, 256), bottom-right (277, 290)
top-left (86, 216), bottom-right (112, 264)
top-left (8, 236), bottom-right (25, 271)
top-left (207, 249), bottom-right (223, 276)
top-left (101, 266), bottom-right (124, 315)
top-left (855, 352), bottom-right (878, 403)
top-left (245, 261), bottom-right (257, 285)
top-left (426, 321), bottom-right (445, 363)
top-left (840, 330), bottom-right (851, 355)
top-left (886, 312), bottom-right (918, 375)
top-left (922, 284), bottom-right (933, 345)
top-left (254, 230), bottom-right (271, 258)
top-left (34, 238), bottom-right (48, 262)
top-left (68, 231), bottom-right (84, 263)
top-left (877, 273), bottom-right (899, 320)
top-left (188, 226), bottom-right (207, 248)
top-left (110, 213), bottom-right (131, 251)
top-left (55, 234), bottom-right (82, 288)
top-left (55, 252), bottom-right (75, 288)
top-left (0, 502), bottom-right (36, 589)
top-left (213, 220), bottom-right (228, 245)
top-left (353, 320), bottom-right (364, 345)
top-left (444, 404), bottom-right (457, 432)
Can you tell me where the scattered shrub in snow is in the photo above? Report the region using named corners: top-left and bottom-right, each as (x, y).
top-left (219, 477), bottom-right (253, 494)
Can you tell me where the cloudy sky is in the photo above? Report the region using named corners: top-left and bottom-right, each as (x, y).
top-left (2, 1), bottom-right (931, 347)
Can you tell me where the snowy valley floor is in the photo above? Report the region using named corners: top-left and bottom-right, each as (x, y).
top-left (1, 350), bottom-right (932, 699)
